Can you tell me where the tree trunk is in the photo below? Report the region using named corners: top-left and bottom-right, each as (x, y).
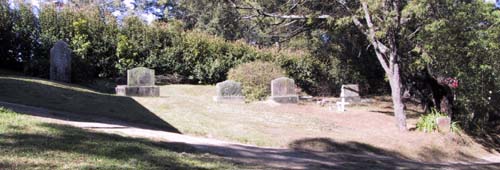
top-left (355, 1), bottom-right (408, 131)
top-left (388, 64), bottom-right (407, 131)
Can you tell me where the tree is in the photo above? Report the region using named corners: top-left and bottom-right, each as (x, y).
top-left (166, 0), bottom-right (251, 41)
top-left (229, 0), bottom-right (412, 130)
top-left (227, 0), bottom-right (500, 130)
top-left (408, 1), bottom-right (500, 128)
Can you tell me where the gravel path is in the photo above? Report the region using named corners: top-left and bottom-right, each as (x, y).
top-left (1, 101), bottom-right (499, 170)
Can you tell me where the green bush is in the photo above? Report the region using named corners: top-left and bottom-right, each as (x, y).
top-left (0, 2), bottom-right (380, 96)
top-left (227, 61), bottom-right (285, 101)
top-left (416, 108), bottom-right (461, 133)
top-left (416, 109), bottom-right (444, 133)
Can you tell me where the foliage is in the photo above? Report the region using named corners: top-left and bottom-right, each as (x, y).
top-left (416, 108), bottom-right (461, 133)
top-left (416, 108), bottom-right (448, 133)
top-left (227, 61), bottom-right (285, 101)
top-left (409, 1), bottom-right (500, 129)
top-left (37, 5), bottom-right (120, 80)
top-left (2, 1), bottom-right (499, 130)
top-left (220, 0), bottom-right (500, 129)
top-left (0, 2), bottom-right (381, 96)
top-left (450, 121), bottom-right (462, 133)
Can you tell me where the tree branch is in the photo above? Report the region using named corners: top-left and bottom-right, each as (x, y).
top-left (361, 2), bottom-right (390, 74)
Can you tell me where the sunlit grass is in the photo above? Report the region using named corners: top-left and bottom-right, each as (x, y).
top-left (0, 107), bottom-right (242, 170)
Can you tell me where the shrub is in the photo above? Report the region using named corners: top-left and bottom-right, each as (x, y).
top-left (416, 108), bottom-right (446, 132)
top-left (416, 108), bottom-right (461, 133)
top-left (0, 2), bottom-right (383, 97)
top-left (227, 61), bottom-right (285, 101)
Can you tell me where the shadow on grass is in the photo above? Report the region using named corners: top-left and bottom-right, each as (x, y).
top-left (0, 123), bottom-right (232, 170)
top-left (369, 109), bottom-right (423, 119)
top-left (467, 129), bottom-right (500, 154)
top-left (190, 137), bottom-right (500, 170)
top-left (0, 77), bottom-right (179, 133)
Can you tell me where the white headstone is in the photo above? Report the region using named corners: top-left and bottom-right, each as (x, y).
top-left (340, 84), bottom-right (361, 103)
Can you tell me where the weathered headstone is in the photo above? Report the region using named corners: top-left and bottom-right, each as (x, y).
top-left (127, 67), bottom-right (155, 86)
top-left (213, 80), bottom-right (245, 103)
top-left (50, 40), bottom-right (72, 83)
top-left (116, 67), bottom-right (160, 97)
top-left (270, 77), bottom-right (299, 103)
top-left (436, 116), bottom-right (451, 133)
top-left (340, 84), bottom-right (361, 103)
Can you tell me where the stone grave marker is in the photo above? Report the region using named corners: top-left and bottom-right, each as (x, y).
top-left (127, 67), bottom-right (155, 86)
top-left (213, 80), bottom-right (245, 103)
top-left (116, 67), bottom-right (160, 97)
top-left (270, 77), bottom-right (299, 103)
top-left (340, 84), bottom-right (361, 103)
top-left (50, 40), bottom-right (72, 83)
top-left (436, 116), bottom-right (451, 133)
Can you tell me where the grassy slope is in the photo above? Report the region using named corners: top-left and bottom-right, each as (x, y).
top-left (142, 85), bottom-right (334, 147)
top-left (1, 71), bottom-right (497, 163)
top-left (0, 72), bottom-right (178, 132)
top-left (0, 107), bottom-right (241, 170)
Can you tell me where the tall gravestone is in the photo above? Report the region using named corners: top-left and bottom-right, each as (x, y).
top-left (270, 77), bottom-right (299, 103)
top-left (116, 67), bottom-right (160, 97)
top-left (340, 84), bottom-right (361, 103)
top-left (213, 80), bottom-right (245, 103)
top-left (50, 40), bottom-right (72, 83)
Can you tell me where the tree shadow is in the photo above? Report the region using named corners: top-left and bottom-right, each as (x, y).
top-left (0, 77), bottom-right (179, 133)
top-left (466, 129), bottom-right (500, 154)
top-left (0, 123), bottom-right (234, 170)
top-left (369, 109), bottom-right (423, 119)
top-left (190, 137), bottom-right (500, 170)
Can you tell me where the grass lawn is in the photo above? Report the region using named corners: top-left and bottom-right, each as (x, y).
top-left (0, 71), bottom-right (497, 163)
top-left (0, 107), bottom-right (243, 170)
top-left (0, 72), bottom-right (178, 132)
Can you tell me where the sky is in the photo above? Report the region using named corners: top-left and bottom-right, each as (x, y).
top-left (8, 0), bottom-right (165, 24)
top-left (8, 0), bottom-right (500, 24)
top-left (485, 0), bottom-right (500, 7)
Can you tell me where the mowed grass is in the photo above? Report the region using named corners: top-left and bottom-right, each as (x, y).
top-left (0, 72), bottom-right (178, 132)
top-left (1, 71), bottom-right (494, 163)
top-left (137, 85), bottom-right (334, 147)
top-left (0, 107), bottom-right (242, 170)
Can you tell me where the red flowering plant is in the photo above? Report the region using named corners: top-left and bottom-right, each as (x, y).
top-left (445, 78), bottom-right (459, 88)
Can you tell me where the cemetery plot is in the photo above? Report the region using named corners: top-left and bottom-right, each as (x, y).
top-left (50, 40), bottom-right (72, 83)
top-left (270, 77), bottom-right (299, 103)
top-left (116, 67), bottom-right (160, 97)
top-left (213, 80), bottom-right (245, 103)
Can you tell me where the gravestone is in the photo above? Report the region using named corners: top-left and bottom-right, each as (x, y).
top-left (270, 77), bottom-right (299, 103)
top-left (340, 84), bottom-right (361, 103)
top-left (213, 80), bottom-right (245, 103)
top-left (127, 67), bottom-right (155, 86)
top-left (436, 116), bottom-right (451, 133)
top-left (116, 67), bottom-right (160, 97)
top-left (50, 40), bottom-right (72, 83)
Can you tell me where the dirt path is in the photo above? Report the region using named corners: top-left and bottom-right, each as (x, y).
top-left (1, 101), bottom-right (499, 170)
